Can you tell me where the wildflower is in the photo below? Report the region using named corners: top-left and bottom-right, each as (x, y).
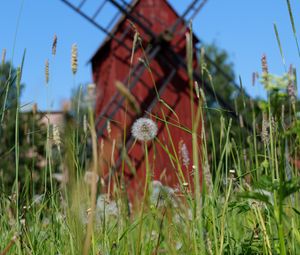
top-left (52, 34), bottom-right (57, 56)
top-left (131, 117), bottom-right (157, 142)
top-left (71, 43), bottom-right (78, 75)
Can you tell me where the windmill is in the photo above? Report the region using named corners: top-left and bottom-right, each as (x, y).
top-left (59, 0), bottom-right (249, 199)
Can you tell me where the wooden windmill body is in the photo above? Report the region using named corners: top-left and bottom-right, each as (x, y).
top-left (90, 0), bottom-right (201, 198)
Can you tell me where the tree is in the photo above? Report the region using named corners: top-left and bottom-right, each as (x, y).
top-left (0, 61), bottom-right (48, 197)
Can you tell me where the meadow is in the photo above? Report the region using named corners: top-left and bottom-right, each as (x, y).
top-left (1, 5), bottom-right (300, 255)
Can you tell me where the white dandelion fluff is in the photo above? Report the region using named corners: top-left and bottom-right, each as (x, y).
top-left (131, 117), bottom-right (157, 142)
top-left (150, 180), bottom-right (177, 208)
top-left (84, 171), bottom-right (99, 185)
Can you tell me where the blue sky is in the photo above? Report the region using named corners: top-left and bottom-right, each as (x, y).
top-left (1, 0), bottom-right (300, 110)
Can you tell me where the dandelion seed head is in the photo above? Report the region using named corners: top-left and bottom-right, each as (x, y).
top-left (131, 118), bottom-right (157, 142)
top-left (150, 181), bottom-right (177, 208)
top-left (84, 171), bottom-right (99, 185)
top-left (96, 194), bottom-right (119, 218)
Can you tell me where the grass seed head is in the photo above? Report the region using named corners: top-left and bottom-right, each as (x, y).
top-left (179, 140), bottom-right (190, 168)
top-left (261, 54), bottom-right (269, 83)
top-left (52, 34), bottom-right (57, 56)
top-left (261, 54), bottom-right (268, 75)
top-left (71, 43), bottom-right (78, 75)
top-left (261, 113), bottom-right (269, 145)
top-left (45, 59), bottom-right (49, 84)
top-left (288, 64), bottom-right (296, 104)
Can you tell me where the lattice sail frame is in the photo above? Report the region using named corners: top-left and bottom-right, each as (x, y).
top-left (59, 0), bottom-right (247, 127)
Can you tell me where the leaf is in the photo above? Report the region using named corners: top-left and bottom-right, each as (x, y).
top-left (286, 0), bottom-right (300, 57)
top-left (273, 23), bottom-right (286, 68)
top-left (281, 178), bottom-right (300, 200)
top-left (292, 207), bottom-right (300, 216)
top-left (238, 190), bottom-right (273, 206)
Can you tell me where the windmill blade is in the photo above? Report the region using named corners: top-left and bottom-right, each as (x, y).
top-left (169, 0), bottom-right (208, 34)
top-left (59, 0), bottom-right (133, 52)
top-left (105, 0), bottom-right (252, 130)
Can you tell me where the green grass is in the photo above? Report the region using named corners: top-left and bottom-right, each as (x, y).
top-left (1, 6), bottom-right (300, 255)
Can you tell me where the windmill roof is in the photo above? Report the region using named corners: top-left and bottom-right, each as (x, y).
top-left (89, 0), bottom-right (199, 63)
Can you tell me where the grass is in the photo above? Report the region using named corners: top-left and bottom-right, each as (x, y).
top-left (1, 6), bottom-right (300, 255)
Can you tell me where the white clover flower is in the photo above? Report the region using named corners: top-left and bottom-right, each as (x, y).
top-left (131, 118), bottom-right (158, 142)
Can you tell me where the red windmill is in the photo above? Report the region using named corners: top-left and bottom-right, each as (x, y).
top-left (60, 0), bottom-right (245, 200)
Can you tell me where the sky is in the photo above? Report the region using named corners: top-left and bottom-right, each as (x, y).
top-left (1, 0), bottom-right (300, 111)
